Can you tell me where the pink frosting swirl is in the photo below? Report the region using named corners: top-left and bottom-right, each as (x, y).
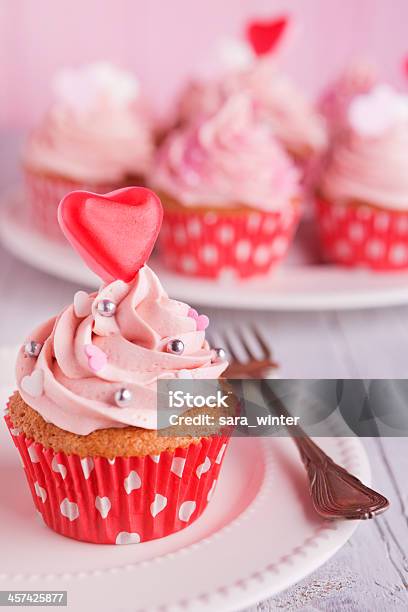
top-left (175, 57), bottom-right (326, 158)
top-left (321, 85), bottom-right (408, 210)
top-left (24, 63), bottom-right (154, 183)
top-left (231, 58), bottom-right (327, 157)
top-left (153, 94), bottom-right (300, 211)
top-left (319, 60), bottom-right (378, 141)
top-left (321, 127), bottom-right (408, 210)
top-left (16, 266), bottom-right (228, 435)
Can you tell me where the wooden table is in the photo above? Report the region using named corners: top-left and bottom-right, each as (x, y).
top-left (0, 244), bottom-right (407, 611)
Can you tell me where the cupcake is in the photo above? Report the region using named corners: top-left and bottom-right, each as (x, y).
top-left (319, 60), bottom-right (378, 144)
top-left (316, 84), bottom-right (408, 270)
top-left (23, 62), bottom-right (154, 241)
top-left (169, 16), bottom-right (326, 174)
top-left (5, 186), bottom-right (230, 544)
top-left (152, 94), bottom-right (301, 279)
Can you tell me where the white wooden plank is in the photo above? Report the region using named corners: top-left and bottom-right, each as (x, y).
top-left (207, 309), bottom-right (355, 378)
top-left (334, 307), bottom-right (408, 378)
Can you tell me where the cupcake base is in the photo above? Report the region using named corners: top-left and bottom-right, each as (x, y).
top-left (23, 167), bottom-right (144, 242)
top-left (316, 198), bottom-right (408, 270)
top-left (158, 196), bottom-right (300, 279)
top-left (5, 409), bottom-right (229, 545)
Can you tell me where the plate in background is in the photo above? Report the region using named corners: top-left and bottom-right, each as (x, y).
top-left (3, 188), bottom-right (408, 310)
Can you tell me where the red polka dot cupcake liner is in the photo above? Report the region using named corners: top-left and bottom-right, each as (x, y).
top-left (316, 198), bottom-right (408, 270)
top-left (5, 413), bottom-right (229, 545)
top-left (23, 169), bottom-right (121, 242)
top-left (159, 203), bottom-right (300, 279)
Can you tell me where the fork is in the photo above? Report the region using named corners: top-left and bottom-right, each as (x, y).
top-left (215, 326), bottom-right (389, 521)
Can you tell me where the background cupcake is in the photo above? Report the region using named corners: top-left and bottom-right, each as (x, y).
top-left (152, 94), bottom-right (301, 279)
top-left (5, 186), bottom-right (230, 544)
top-left (319, 59), bottom-right (378, 146)
top-left (317, 83), bottom-right (408, 270)
top-left (23, 62), bottom-right (155, 241)
top-left (168, 16), bottom-right (327, 176)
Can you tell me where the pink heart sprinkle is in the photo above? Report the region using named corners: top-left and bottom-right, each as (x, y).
top-left (188, 308), bottom-right (199, 320)
top-left (84, 344), bottom-right (107, 372)
top-left (196, 314), bottom-right (209, 331)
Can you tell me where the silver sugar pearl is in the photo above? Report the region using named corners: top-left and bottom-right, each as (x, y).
top-left (97, 299), bottom-right (117, 317)
top-left (166, 339), bottom-right (185, 354)
top-left (114, 388), bottom-right (132, 407)
top-left (24, 341), bottom-right (43, 358)
top-left (213, 347), bottom-right (226, 362)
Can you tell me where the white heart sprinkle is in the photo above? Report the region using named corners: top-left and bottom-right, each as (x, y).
top-left (73, 291), bottom-right (92, 318)
top-left (178, 500), bottom-right (196, 522)
top-left (80, 457), bottom-right (94, 480)
top-left (124, 470), bottom-right (141, 494)
top-left (21, 370), bottom-right (44, 398)
top-left (196, 456), bottom-right (211, 478)
top-left (115, 531), bottom-right (141, 545)
top-left (34, 481), bottom-right (47, 503)
top-left (207, 479), bottom-right (217, 502)
top-left (28, 445), bottom-right (39, 463)
top-left (51, 456), bottom-right (67, 479)
top-left (170, 457), bottom-right (186, 478)
top-left (215, 443), bottom-right (227, 464)
top-left (95, 495), bottom-right (111, 519)
top-left (150, 454), bottom-right (161, 463)
top-left (10, 427), bottom-right (20, 436)
top-left (60, 498), bottom-right (79, 521)
top-left (108, 458), bottom-right (116, 465)
top-left (150, 493), bottom-right (167, 518)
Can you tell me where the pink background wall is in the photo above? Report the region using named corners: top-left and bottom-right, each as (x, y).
top-left (1, 0), bottom-right (408, 128)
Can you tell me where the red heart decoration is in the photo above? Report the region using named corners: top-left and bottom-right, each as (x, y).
top-left (58, 186), bottom-right (163, 283)
top-left (246, 16), bottom-right (290, 56)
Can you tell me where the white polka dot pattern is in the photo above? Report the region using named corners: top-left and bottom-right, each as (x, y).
top-left (34, 481), bottom-right (47, 503)
top-left (5, 413), bottom-right (229, 545)
top-left (28, 445), bottom-right (40, 463)
top-left (150, 493), bottom-right (168, 517)
top-left (178, 500), bottom-right (197, 522)
top-left (95, 496), bottom-right (111, 519)
top-left (115, 531), bottom-right (141, 545)
top-left (317, 198), bottom-right (408, 270)
top-left (60, 498), bottom-right (80, 521)
top-left (159, 204), bottom-right (299, 279)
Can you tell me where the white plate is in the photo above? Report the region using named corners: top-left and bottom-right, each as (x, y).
top-left (4, 188), bottom-right (408, 310)
top-left (0, 347), bottom-right (369, 612)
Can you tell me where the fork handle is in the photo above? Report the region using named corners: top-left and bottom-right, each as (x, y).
top-left (260, 381), bottom-right (390, 519)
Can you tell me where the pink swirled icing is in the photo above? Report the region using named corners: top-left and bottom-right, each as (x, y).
top-left (176, 57), bottom-right (326, 158)
top-left (321, 87), bottom-right (408, 210)
top-left (16, 266), bottom-right (228, 435)
top-left (24, 63), bottom-right (154, 183)
top-left (319, 60), bottom-right (378, 141)
top-left (153, 94), bottom-right (300, 211)
top-left (230, 58), bottom-right (327, 157)
top-left (321, 128), bottom-right (408, 210)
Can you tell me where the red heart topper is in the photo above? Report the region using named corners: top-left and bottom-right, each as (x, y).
top-left (246, 16), bottom-right (290, 56)
top-left (403, 54), bottom-right (408, 78)
top-left (58, 187), bottom-right (163, 283)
